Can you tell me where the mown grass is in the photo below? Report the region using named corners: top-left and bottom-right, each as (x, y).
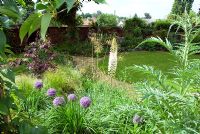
top-left (99, 51), bottom-right (200, 83)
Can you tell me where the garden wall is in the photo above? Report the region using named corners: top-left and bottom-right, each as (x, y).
top-left (6, 26), bottom-right (124, 53)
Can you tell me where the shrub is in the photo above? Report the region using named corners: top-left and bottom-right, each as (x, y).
top-left (96, 13), bottom-right (118, 27)
top-left (24, 39), bottom-right (56, 75)
top-left (121, 16), bottom-right (151, 51)
top-left (152, 19), bottom-right (172, 31)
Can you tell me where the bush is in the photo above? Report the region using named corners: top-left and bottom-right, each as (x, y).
top-left (121, 16), bottom-right (151, 51)
top-left (96, 14), bottom-right (118, 27)
top-left (152, 19), bottom-right (172, 31)
top-left (24, 39), bottom-right (56, 75)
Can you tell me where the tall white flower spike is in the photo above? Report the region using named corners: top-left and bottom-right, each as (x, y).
top-left (108, 37), bottom-right (118, 77)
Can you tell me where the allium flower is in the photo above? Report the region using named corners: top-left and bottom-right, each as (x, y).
top-left (47, 88), bottom-right (56, 97)
top-left (34, 81), bottom-right (43, 89)
top-left (132, 114), bottom-right (143, 124)
top-left (53, 97), bottom-right (65, 106)
top-left (80, 96), bottom-right (91, 108)
top-left (67, 94), bottom-right (76, 101)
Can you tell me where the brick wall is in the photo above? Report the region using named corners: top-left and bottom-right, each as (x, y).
top-left (6, 26), bottom-right (124, 53)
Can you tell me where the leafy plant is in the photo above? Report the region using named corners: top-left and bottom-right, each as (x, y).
top-left (24, 39), bottom-right (56, 75)
top-left (128, 12), bottom-right (200, 133)
top-left (19, 0), bottom-right (107, 42)
top-left (43, 66), bottom-right (82, 93)
top-left (121, 16), bottom-right (150, 51)
top-left (46, 99), bottom-right (89, 134)
top-left (96, 13), bottom-right (117, 27)
top-left (0, 0), bottom-right (21, 62)
top-left (140, 13), bottom-right (200, 69)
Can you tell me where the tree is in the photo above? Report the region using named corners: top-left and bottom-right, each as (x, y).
top-left (96, 13), bottom-right (117, 27)
top-left (171, 0), bottom-right (194, 15)
top-left (83, 13), bottom-right (93, 18)
top-left (144, 13), bottom-right (152, 19)
top-left (19, 0), bottom-right (106, 42)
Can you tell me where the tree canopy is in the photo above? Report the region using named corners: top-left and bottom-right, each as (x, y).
top-left (96, 13), bottom-right (117, 27)
top-left (171, 0), bottom-right (194, 15)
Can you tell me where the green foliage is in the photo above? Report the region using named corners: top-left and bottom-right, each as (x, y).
top-left (141, 13), bottom-right (200, 69)
top-left (0, 29), bottom-right (6, 53)
top-left (41, 13), bottom-right (52, 40)
top-left (19, 13), bottom-right (42, 42)
top-left (153, 19), bottom-right (172, 30)
top-left (19, 0), bottom-right (106, 41)
top-left (171, 0), bottom-right (194, 15)
top-left (96, 13), bottom-right (118, 27)
top-left (125, 12), bottom-right (200, 133)
top-left (129, 65), bottom-right (200, 133)
top-left (121, 16), bottom-right (150, 51)
top-left (43, 66), bottom-right (82, 93)
top-left (46, 101), bottom-right (88, 134)
top-left (144, 13), bottom-right (151, 19)
top-left (0, 6), bottom-right (20, 20)
top-left (19, 0), bottom-right (77, 41)
top-left (82, 80), bottom-right (136, 133)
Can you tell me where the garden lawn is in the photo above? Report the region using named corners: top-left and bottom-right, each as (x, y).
top-left (99, 51), bottom-right (200, 83)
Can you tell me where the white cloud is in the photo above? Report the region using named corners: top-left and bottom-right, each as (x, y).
top-left (80, 0), bottom-right (200, 19)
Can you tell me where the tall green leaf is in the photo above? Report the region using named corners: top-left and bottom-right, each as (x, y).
top-left (93, 0), bottom-right (106, 4)
top-left (41, 13), bottom-right (52, 40)
top-left (19, 13), bottom-right (41, 42)
top-left (67, 0), bottom-right (76, 12)
top-left (36, 3), bottom-right (48, 10)
top-left (0, 101), bottom-right (8, 115)
top-left (28, 16), bottom-right (42, 37)
top-left (0, 30), bottom-right (6, 53)
top-left (0, 6), bottom-right (19, 19)
top-left (17, 0), bottom-right (26, 7)
top-left (3, 0), bottom-right (19, 13)
top-left (55, 0), bottom-right (66, 9)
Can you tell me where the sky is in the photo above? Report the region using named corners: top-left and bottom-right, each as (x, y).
top-left (80, 0), bottom-right (200, 19)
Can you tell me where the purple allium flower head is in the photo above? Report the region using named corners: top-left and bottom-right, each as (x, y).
top-left (132, 114), bottom-right (143, 124)
top-left (53, 97), bottom-right (65, 106)
top-left (47, 88), bottom-right (56, 97)
top-left (34, 81), bottom-right (43, 89)
top-left (67, 94), bottom-right (76, 101)
top-left (80, 96), bottom-right (91, 108)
